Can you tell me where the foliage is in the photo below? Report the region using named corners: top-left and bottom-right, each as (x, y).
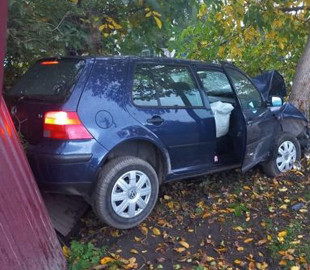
top-left (173, 0), bottom-right (310, 86)
top-left (66, 240), bottom-right (106, 270)
top-left (5, 0), bottom-right (199, 88)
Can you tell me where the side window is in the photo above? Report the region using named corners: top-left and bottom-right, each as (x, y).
top-left (226, 68), bottom-right (263, 111)
top-left (132, 65), bottom-right (158, 106)
top-left (197, 70), bottom-right (234, 97)
top-left (132, 64), bottom-right (203, 107)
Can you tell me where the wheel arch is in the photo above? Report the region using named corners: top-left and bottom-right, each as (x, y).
top-left (99, 138), bottom-right (171, 184)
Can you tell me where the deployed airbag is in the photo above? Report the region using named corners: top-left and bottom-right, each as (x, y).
top-left (210, 101), bottom-right (234, 138)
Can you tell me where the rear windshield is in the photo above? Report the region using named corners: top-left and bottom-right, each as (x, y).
top-left (7, 59), bottom-right (85, 101)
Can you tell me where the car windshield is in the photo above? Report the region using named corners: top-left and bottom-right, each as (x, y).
top-left (6, 59), bottom-right (85, 102)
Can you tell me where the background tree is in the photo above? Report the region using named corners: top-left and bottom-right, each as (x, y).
top-left (5, 0), bottom-right (199, 88)
top-left (173, 0), bottom-right (310, 116)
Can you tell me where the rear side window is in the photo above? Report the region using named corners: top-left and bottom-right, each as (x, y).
top-left (132, 64), bottom-right (203, 107)
top-left (7, 59), bottom-right (85, 101)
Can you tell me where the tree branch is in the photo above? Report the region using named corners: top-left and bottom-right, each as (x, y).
top-left (279, 6), bottom-right (310, 12)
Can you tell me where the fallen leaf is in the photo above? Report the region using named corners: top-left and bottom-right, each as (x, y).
top-left (179, 241), bottom-right (190, 249)
top-left (163, 195), bottom-right (171, 200)
top-left (130, 249), bottom-right (139, 254)
top-left (257, 239), bottom-right (267, 246)
top-left (141, 226), bottom-right (148, 236)
top-left (174, 247), bottom-right (186, 253)
top-left (290, 267), bottom-right (300, 270)
top-left (244, 238), bottom-right (254, 243)
top-left (62, 246), bottom-right (70, 258)
top-left (100, 257), bottom-right (115, 265)
top-left (278, 231), bottom-right (287, 238)
top-left (152, 227), bottom-right (161, 236)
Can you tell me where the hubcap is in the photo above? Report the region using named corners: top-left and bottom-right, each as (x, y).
top-left (111, 170), bottom-right (152, 218)
top-left (276, 141), bottom-right (296, 172)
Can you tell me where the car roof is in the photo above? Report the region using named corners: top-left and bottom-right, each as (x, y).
top-left (38, 55), bottom-right (236, 69)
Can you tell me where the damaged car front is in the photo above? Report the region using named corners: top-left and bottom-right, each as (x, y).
top-left (253, 70), bottom-right (310, 157)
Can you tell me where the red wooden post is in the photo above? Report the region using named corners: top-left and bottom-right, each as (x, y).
top-left (0, 2), bottom-right (66, 269)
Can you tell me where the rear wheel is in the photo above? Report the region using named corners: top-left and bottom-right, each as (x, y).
top-left (93, 156), bottom-right (159, 229)
top-left (262, 133), bottom-right (301, 177)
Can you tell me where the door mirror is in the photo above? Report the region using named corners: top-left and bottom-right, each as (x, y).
top-left (271, 96), bottom-right (283, 107)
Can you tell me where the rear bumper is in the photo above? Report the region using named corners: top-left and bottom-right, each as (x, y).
top-left (26, 139), bottom-right (108, 197)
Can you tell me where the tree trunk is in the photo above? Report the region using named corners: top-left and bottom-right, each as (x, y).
top-left (289, 25), bottom-right (310, 120)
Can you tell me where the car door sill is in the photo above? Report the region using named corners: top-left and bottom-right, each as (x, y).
top-left (165, 163), bottom-right (241, 183)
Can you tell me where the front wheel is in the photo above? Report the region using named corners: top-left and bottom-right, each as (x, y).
top-left (262, 133), bottom-right (301, 177)
top-left (93, 156), bottom-right (159, 229)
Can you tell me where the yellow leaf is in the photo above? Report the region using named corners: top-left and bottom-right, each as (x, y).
top-left (134, 236), bottom-right (141, 242)
top-left (154, 16), bottom-right (162, 29)
top-left (103, 33), bottom-right (109, 38)
top-left (279, 260), bottom-right (287, 266)
top-left (179, 241), bottom-right (189, 249)
top-left (145, 11), bottom-right (152, 18)
top-left (237, 246), bottom-right (244, 251)
top-left (244, 238), bottom-right (254, 243)
top-left (174, 247), bottom-right (186, 253)
top-left (99, 24), bottom-right (107, 31)
top-left (280, 204), bottom-right (287, 210)
top-left (130, 249), bottom-right (139, 254)
top-left (152, 11), bottom-right (161, 17)
top-left (261, 221), bottom-right (266, 228)
top-left (152, 227), bottom-right (161, 236)
top-left (234, 226), bottom-right (244, 231)
top-left (110, 229), bottom-right (120, 237)
top-left (164, 195), bottom-right (171, 200)
top-left (206, 256), bottom-right (214, 262)
top-left (141, 226), bottom-right (148, 235)
top-left (243, 186), bottom-right (251, 190)
top-left (291, 240), bottom-right (300, 245)
top-left (101, 257), bottom-right (115, 265)
top-left (291, 267), bottom-right (300, 270)
top-left (62, 246), bottom-right (70, 258)
top-left (234, 259), bottom-right (242, 265)
top-left (278, 231), bottom-right (287, 238)
top-left (257, 239), bottom-right (267, 246)
top-left (279, 187), bottom-right (288, 192)
top-left (267, 235), bottom-right (272, 241)
top-left (123, 257), bottom-right (138, 269)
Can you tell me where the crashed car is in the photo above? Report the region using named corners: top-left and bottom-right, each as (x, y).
top-left (4, 57), bottom-right (309, 229)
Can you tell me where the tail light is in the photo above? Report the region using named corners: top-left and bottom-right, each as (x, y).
top-left (43, 111), bottom-right (93, 140)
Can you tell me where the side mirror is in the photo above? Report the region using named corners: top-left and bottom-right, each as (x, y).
top-left (271, 96), bottom-right (283, 107)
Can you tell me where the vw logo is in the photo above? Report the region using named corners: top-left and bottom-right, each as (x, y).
top-left (11, 106), bottom-right (17, 115)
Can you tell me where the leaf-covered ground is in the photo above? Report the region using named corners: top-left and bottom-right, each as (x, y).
top-left (68, 160), bottom-right (310, 270)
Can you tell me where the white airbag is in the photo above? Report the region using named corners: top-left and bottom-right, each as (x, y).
top-left (210, 101), bottom-right (234, 138)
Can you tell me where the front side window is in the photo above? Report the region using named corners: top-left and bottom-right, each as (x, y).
top-left (197, 70), bottom-right (234, 97)
top-left (132, 64), bottom-right (203, 107)
top-left (226, 68), bottom-right (263, 111)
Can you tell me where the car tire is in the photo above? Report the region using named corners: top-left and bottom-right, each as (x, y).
top-left (93, 156), bottom-right (159, 229)
top-left (262, 133), bottom-right (301, 177)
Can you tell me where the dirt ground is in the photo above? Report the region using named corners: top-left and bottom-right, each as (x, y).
top-left (71, 160), bottom-right (310, 270)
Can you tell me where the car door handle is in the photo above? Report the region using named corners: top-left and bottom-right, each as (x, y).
top-left (147, 116), bottom-right (164, 125)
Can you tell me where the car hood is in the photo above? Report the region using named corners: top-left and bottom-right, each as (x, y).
top-left (252, 70), bottom-right (287, 101)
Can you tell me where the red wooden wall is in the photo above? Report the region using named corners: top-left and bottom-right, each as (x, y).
top-left (0, 1), bottom-right (66, 269)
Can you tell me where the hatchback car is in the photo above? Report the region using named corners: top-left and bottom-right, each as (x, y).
top-left (5, 56), bottom-right (309, 229)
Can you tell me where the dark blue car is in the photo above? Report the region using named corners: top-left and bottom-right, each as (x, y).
top-left (5, 56), bottom-right (309, 228)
